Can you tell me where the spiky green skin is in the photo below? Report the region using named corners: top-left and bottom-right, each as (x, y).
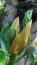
top-left (20, 10), bottom-right (33, 32)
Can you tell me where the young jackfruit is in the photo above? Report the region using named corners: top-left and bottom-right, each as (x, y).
top-left (10, 20), bottom-right (32, 54)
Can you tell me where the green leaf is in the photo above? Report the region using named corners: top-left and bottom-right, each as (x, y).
top-left (34, 61), bottom-right (37, 65)
top-left (1, 22), bottom-right (12, 40)
top-left (25, 46), bottom-right (35, 56)
top-left (0, 22), bottom-right (12, 52)
top-left (0, 9), bottom-right (4, 15)
top-left (29, 54), bottom-right (37, 65)
top-left (6, 28), bottom-right (16, 48)
top-left (29, 54), bottom-right (35, 63)
top-left (0, 36), bottom-right (8, 53)
top-left (0, 50), bottom-right (6, 65)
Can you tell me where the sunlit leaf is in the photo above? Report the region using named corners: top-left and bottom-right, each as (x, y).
top-left (0, 0), bottom-right (6, 15)
top-left (0, 50), bottom-right (6, 65)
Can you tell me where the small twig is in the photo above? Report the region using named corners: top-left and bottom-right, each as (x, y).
top-left (24, 56), bottom-right (28, 65)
